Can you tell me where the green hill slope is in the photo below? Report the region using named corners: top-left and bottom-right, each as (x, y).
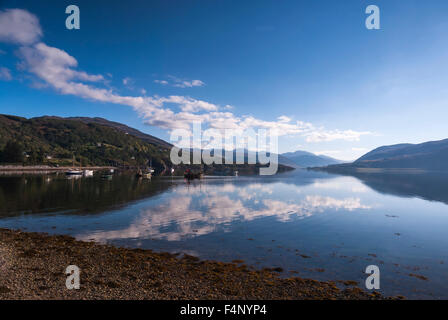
top-left (0, 114), bottom-right (171, 170)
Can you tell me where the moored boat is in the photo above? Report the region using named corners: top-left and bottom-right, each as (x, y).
top-left (66, 169), bottom-right (83, 175)
top-left (83, 170), bottom-right (94, 176)
top-left (66, 155), bottom-right (83, 176)
top-left (184, 169), bottom-right (203, 180)
top-left (136, 169), bottom-right (152, 179)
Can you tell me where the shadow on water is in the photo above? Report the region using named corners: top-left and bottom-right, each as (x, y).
top-left (0, 172), bottom-right (174, 217)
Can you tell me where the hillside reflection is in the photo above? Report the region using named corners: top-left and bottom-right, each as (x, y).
top-left (322, 170), bottom-right (448, 205)
top-left (0, 173), bottom-right (173, 216)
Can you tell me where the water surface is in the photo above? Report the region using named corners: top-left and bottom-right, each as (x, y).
top-left (0, 169), bottom-right (447, 299)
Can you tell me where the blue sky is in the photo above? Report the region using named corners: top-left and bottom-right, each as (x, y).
top-left (1, 0), bottom-right (448, 160)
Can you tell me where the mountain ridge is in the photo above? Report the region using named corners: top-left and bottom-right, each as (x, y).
top-left (281, 150), bottom-right (343, 168)
top-left (319, 138), bottom-right (448, 172)
top-left (36, 115), bottom-right (173, 149)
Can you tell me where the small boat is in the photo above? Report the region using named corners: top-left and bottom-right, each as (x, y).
top-left (184, 169), bottom-right (202, 180)
top-left (109, 169), bottom-right (115, 174)
top-left (136, 169), bottom-right (151, 179)
top-left (148, 160), bottom-right (155, 174)
top-left (66, 155), bottom-right (83, 176)
top-left (66, 170), bottom-right (83, 176)
top-left (83, 170), bottom-right (94, 176)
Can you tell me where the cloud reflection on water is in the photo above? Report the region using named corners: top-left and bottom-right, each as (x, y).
top-left (78, 180), bottom-right (371, 242)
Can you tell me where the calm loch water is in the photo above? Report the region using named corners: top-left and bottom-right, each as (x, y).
top-left (0, 170), bottom-right (447, 299)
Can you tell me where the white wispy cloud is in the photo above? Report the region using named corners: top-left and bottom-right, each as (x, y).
top-left (155, 76), bottom-right (206, 88)
top-left (304, 129), bottom-right (372, 143)
top-left (154, 79), bottom-right (168, 85)
top-left (174, 79), bottom-right (205, 88)
top-left (314, 150), bottom-right (341, 156)
top-left (0, 8), bottom-right (42, 45)
top-left (122, 77), bottom-right (132, 86)
top-left (0, 67), bottom-right (12, 81)
top-left (0, 8), bottom-right (373, 143)
top-left (18, 43), bottom-right (105, 85)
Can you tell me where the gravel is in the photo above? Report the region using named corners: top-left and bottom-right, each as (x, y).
top-left (0, 228), bottom-right (388, 300)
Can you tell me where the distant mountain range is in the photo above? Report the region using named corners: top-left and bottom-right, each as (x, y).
top-left (188, 149), bottom-right (340, 169)
top-left (319, 138), bottom-right (448, 172)
top-left (280, 150), bottom-right (343, 168)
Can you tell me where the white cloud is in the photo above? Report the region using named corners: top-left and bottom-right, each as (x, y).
top-left (0, 67), bottom-right (12, 81)
top-left (155, 76), bottom-right (205, 88)
top-left (1, 8), bottom-right (373, 144)
top-left (174, 79), bottom-right (205, 88)
top-left (154, 79), bottom-right (168, 85)
top-left (314, 150), bottom-right (341, 156)
top-left (0, 9), bottom-right (42, 45)
top-left (304, 129), bottom-right (372, 143)
top-left (122, 77), bottom-right (132, 86)
top-left (18, 42), bottom-right (105, 91)
top-left (277, 115), bottom-right (291, 123)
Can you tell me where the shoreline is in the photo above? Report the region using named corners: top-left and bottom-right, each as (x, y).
top-left (0, 228), bottom-right (390, 300)
top-left (0, 165), bottom-right (116, 172)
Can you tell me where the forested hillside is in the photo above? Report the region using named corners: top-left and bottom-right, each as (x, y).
top-left (0, 115), bottom-right (171, 170)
